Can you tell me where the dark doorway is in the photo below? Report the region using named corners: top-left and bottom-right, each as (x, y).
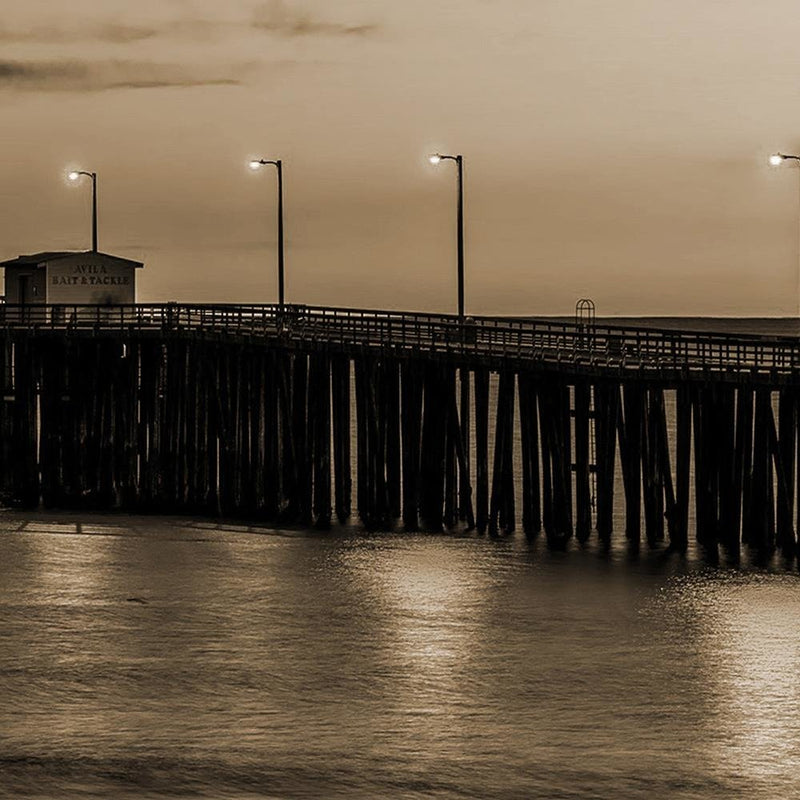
top-left (17, 275), bottom-right (31, 323)
top-left (18, 275), bottom-right (29, 305)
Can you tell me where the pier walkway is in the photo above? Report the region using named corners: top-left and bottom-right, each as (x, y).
top-left (0, 302), bottom-right (797, 557)
top-left (2, 303), bottom-right (799, 383)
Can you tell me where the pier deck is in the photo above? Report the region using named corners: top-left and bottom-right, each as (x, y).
top-left (3, 303), bottom-right (799, 383)
top-left (0, 303), bottom-right (797, 556)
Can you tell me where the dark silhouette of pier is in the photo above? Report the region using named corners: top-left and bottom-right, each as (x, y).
top-left (1, 302), bottom-right (798, 557)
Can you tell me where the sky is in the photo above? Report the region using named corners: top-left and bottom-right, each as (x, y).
top-left (3, 0), bottom-right (800, 316)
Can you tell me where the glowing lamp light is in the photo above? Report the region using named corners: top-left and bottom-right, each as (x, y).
top-left (249, 160), bottom-right (263, 170)
top-left (770, 154), bottom-right (785, 166)
top-left (68, 171), bottom-right (80, 181)
top-left (429, 154), bottom-right (442, 165)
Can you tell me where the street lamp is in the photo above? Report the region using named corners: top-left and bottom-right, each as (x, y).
top-left (770, 152), bottom-right (800, 316)
top-left (429, 153), bottom-right (465, 319)
top-left (67, 169), bottom-right (98, 252)
top-left (770, 153), bottom-right (800, 166)
top-left (249, 158), bottom-right (285, 308)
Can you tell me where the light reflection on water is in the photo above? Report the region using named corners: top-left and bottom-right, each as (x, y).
top-left (654, 574), bottom-right (800, 794)
top-left (2, 515), bottom-right (800, 799)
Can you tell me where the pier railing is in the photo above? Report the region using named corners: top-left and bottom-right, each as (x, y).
top-left (1, 302), bottom-right (799, 376)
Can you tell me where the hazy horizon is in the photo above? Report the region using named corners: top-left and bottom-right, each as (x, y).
top-left (4, 1), bottom-right (800, 317)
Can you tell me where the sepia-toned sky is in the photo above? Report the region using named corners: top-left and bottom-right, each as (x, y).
top-left (3, 0), bottom-right (800, 315)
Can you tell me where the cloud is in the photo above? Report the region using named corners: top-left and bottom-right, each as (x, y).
top-left (0, 19), bottom-right (226, 46)
top-left (0, 24), bottom-right (156, 45)
top-left (252, 0), bottom-right (378, 37)
top-left (0, 59), bottom-right (242, 92)
top-left (0, 60), bottom-right (82, 81)
top-left (96, 24), bottom-right (160, 44)
top-left (0, 6), bottom-right (379, 48)
top-left (98, 19), bottom-right (228, 44)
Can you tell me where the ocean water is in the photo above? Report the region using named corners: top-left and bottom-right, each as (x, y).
top-left (2, 513), bottom-right (800, 800)
top-left (3, 317), bottom-right (800, 799)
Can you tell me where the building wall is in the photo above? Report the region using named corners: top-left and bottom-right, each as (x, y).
top-left (5, 266), bottom-right (47, 304)
top-left (45, 253), bottom-right (136, 304)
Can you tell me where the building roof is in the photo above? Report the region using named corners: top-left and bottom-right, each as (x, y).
top-left (0, 251), bottom-right (143, 268)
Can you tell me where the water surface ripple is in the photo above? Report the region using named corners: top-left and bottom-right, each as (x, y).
top-left (2, 515), bottom-right (800, 799)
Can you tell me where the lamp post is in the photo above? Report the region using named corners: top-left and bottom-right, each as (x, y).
top-left (249, 158), bottom-right (285, 308)
top-left (770, 153), bottom-right (800, 316)
top-left (429, 153), bottom-right (465, 320)
top-left (67, 170), bottom-right (98, 252)
top-left (770, 153), bottom-right (800, 167)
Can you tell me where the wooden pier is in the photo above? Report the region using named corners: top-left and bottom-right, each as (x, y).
top-left (2, 302), bottom-right (800, 556)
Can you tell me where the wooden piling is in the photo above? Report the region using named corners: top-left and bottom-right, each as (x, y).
top-left (444, 367), bottom-right (459, 529)
top-left (652, 387), bottom-right (676, 543)
top-left (733, 386), bottom-right (754, 551)
top-left (641, 387), bottom-right (663, 546)
top-left (420, 362), bottom-right (447, 530)
top-left (458, 367), bottom-right (475, 529)
top-left (777, 387), bottom-right (797, 557)
top-left (539, 378), bottom-right (572, 547)
top-left (672, 385), bottom-right (692, 553)
top-left (573, 380), bottom-right (592, 542)
top-left (715, 385), bottom-right (738, 553)
top-left (474, 368), bottom-right (490, 534)
top-left (489, 370), bottom-right (515, 536)
top-left (593, 381), bottom-right (619, 546)
top-left (518, 371), bottom-right (542, 538)
top-left (331, 355), bottom-right (352, 523)
top-left (310, 353), bottom-right (332, 527)
top-left (692, 386), bottom-right (715, 548)
top-left (749, 388), bottom-right (773, 553)
top-left (385, 359), bottom-right (402, 520)
top-left (619, 383), bottom-right (643, 546)
top-left (400, 359), bottom-right (423, 530)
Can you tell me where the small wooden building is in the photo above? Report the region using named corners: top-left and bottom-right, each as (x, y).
top-left (1, 250), bottom-right (143, 306)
